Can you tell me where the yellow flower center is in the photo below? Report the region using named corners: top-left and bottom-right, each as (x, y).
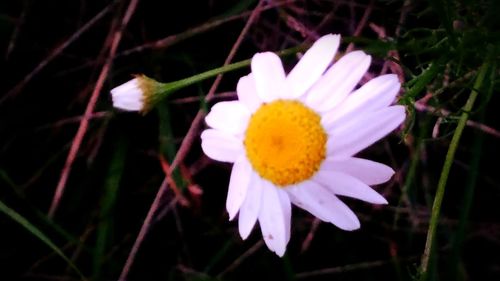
top-left (244, 100), bottom-right (327, 187)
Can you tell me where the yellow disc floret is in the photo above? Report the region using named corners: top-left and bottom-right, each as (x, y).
top-left (244, 100), bottom-right (327, 187)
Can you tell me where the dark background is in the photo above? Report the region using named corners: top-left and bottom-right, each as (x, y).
top-left (0, 0), bottom-right (499, 280)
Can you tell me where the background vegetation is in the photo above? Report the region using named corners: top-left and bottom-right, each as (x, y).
top-left (0, 0), bottom-right (499, 280)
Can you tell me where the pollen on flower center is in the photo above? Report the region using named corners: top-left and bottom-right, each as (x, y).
top-left (244, 100), bottom-right (327, 187)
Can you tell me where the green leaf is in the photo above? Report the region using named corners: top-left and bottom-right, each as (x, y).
top-left (93, 135), bottom-right (128, 279)
top-left (0, 199), bottom-right (86, 280)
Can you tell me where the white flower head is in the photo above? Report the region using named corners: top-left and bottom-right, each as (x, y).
top-left (110, 75), bottom-right (162, 113)
top-left (201, 34), bottom-right (406, 257)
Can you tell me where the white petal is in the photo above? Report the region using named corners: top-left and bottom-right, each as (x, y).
top-left (111, 79), bottom-right (140, 97)
top-left (205, 101), bottom-right (250, 135)
top-left (305, 51), bottom-right (371, 112)
top-left (287, 183), bottom-right (327, 221)
top-left (251, 52), bottom-right (286, 102)
top-left (258, 181), bottom-right (289, 257)
top-left (287, 181), bottom-right (360, 231)
top-left (313, 170), bottom-right (388, 204)
top-left (113, 98), bottom-right (143, 111)
top-left (321, 157), bottom-right (395, 186)
top-left (226, 156), bottom-right (252, 220)
top-left (286, 34), bottom-right (340, 99)
top-left (200, 129), bottom-right (243, 163)
top-left (237, 73), bottom-right (262, 113)
top-left (111, 78), bottom-right (143, 111)
top-left (277, 188), bottom-right (292, 243)
top-left (322, 74), bottom-right (400, 130)
top-left (238, 172), bottom-right (263, 240)
top-left (327, 105), bottom-right (406, 158)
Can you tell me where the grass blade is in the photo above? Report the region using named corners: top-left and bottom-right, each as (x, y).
top-left (0, 199), bottom-right (86, 280)
top-left (419, 58), bottom-right (491, 280)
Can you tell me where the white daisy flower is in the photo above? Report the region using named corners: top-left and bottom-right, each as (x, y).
top-left (110, 75), bottom-right (162, 112)
top-left (201, 34), bottom-right (406, 257)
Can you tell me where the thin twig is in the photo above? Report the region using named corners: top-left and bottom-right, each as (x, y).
top-left (170, 1), bottom-right (264, 170)
top-left (216, 240), bottom-right (265, 278)
top-left (395, 0), bottom-right (412, 37)
top-left (117, 2), bottom-right (265, 280)
top-left (279, 10), bottom-right (318, 40)
top-left (301, 218), bottom-right (320, 252)
top-left (309, 7), bottom-right (339, 38)
top-left (414, 99), bottom-right (500, 138)
top-left (53, 0), bottom-right (296, 78)
top-left (5, 0), bottom-right (29, 60)
top-left (153, 197), bottom-right (180, 223)
top-left (48, 0), bottom-right (139, 218)
top-left (158, 155), bottom-right (189, 207)
top-left (35, 111), bottom-right (110, 131)
top-left (369, 22), bottom-right (405, 83)
top-left (1, 1), bottom-right (116, 104)
top-left (345, 0), bottom-right (374, 53)
top-left (117, 0), bottom-right (295, 58)
top-left (25, 226), bottom-right (94, 275)
top-left (296, 256), bottom-right (418, 279)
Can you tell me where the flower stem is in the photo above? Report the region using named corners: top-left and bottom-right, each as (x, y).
top-left (154, 45), bottom-right (307, 104)
top-left (419, 60), bottom-right (490, 280)
top-left (161, 58), bottom-right (251, 93)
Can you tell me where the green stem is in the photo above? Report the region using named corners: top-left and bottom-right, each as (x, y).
top-left (155, 45), bottom-right (307, 102)
top-left (419, 60), bottom-right (490, 280)
top-left (449, 62), bottom-right (495, 280)
top-left (404, 59), bottom-right (443, 101)
top-left (161, 59), bottom-right (251, 93)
